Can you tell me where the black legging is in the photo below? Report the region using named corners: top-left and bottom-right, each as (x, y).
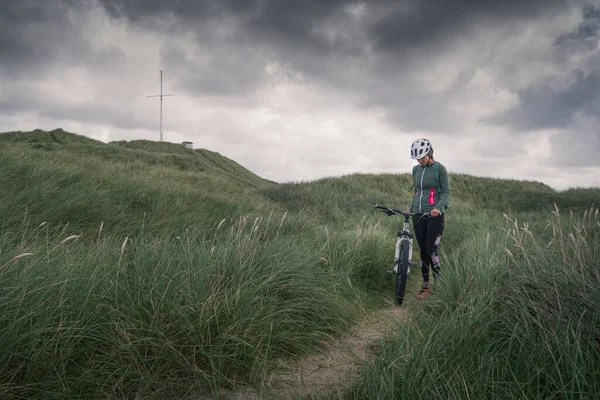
top-left (412, 214), bottom-right (445, 284)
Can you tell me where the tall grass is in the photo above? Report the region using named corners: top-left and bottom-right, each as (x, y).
top-left (0, 210), bottom-right (394, 398)
top-left (346, 207), bottom-right (600, 399)
top-left (2, 129), bottom-right (600, 398)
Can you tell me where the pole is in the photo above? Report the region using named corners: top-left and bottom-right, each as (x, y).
top-left (160, 70), bottom-right (163, 142)
top-left (147, 69), bottom-right (175, 142)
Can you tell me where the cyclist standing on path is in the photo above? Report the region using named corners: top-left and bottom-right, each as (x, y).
top-left (409, 138), bottom-right (450, 297)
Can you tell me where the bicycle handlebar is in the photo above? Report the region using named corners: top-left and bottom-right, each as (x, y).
top-left (375, 204), bottom-right (410, 216)
top-left (375, 204), bottom-right (429, 218)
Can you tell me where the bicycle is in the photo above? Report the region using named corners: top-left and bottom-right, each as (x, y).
top-left (375, 205), bottom-right (429, 305)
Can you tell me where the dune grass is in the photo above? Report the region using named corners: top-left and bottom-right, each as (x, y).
top-left (1, 129), bottom-right (599, 398)
top-left (0, 213), bottom-right (390, 398)
top-left (345, 207), bottom-right (600, 399)
top-left (0, 129), bottom-right (275, 238)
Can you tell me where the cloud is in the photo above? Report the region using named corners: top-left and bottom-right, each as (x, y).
top-left (2, 0), bottom-right (600, 189)
top-left (480, 5), bottom-right (600, 167)
top-left (369, 0), bottom-right (578, 52)
top-left (488, 5), bottom-right (600, 130)
top-left (0, 1), bottom-right (116, 78)
top-left (487, 71), bottom-right (600, 131)
top-left (159, 41), bottom-right (269, 97)
top-left (549, 112), bottom-right (600, 166)
top-left (86, 0), bottom-right (600, 136)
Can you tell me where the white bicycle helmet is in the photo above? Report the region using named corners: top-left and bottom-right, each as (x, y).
top-left (410, 138), bottom-right (432, 160)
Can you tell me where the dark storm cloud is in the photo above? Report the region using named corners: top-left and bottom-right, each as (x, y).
top-left (2, 0), bottom-right (589, 85)
top-left (97, 0), bottom-right (365, 74)
top-left (0, 0), bottom-right (122, 77)
top-left (369, 0), bottom-right (576, 53)
top-left (486, 72), bottom-right (600, 131)
top-left (94, 0), bottom-right (579, 53)
top-left (89, 0), bottom-right (582, 133)
top-left (357, 67), bottom-right (478, 132)
top-left (556, 5), bottom-right (600, 42)
top-left (96, 0), bottom-right (346, 39)
top-left (1, 1), bottom-right (77, 74)
top-left (159, 42), bottom-right (269, 97)
top-left (488, 6), bottom-right (600, 132)
top-left (1, 0), bottom-right (595, 135)
top-left (96, 0), bottom-right (242, 21)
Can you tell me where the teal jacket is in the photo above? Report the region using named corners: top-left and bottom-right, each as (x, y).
top-left (410, 161), bottom-right (450, 214)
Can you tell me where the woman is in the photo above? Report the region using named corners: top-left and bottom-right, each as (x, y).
top-left (409, 138), bottom-right (450, 297)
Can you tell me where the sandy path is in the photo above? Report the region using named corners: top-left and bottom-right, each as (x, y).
top-left (214, 305), bottom-right (409, 400)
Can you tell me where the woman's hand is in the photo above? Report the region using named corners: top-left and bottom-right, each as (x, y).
top-left (431, 208), bottom-right (441, 217)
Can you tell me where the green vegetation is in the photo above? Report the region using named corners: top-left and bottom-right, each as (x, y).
top-left (0, 129), bottom-right (270, 238)
top-left (1, 129), bottom-right (599, 399)
top-left (346, 207), bottom-right (600, 399)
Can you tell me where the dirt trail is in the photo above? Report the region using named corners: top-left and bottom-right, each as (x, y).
top-left (215, 305), bottom-right (409, 400)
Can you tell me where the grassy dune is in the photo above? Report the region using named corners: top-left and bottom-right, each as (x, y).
top-left (345, 207), bottom-right (600, 399)
top-left (1, 129), bottom-right (599, 399)
top-left (0, 129), bottom-right (273, 237)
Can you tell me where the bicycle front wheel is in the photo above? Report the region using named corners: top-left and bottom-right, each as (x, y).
top-left (395, 240), bottom-right (411, 305)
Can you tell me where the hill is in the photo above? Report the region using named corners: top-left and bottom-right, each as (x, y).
top-left (2, 129), bottom-right (598, 236)
top-left (0, 129), bottom-right (599, 399)
top-left (0, 129), bottom-right (274, 237)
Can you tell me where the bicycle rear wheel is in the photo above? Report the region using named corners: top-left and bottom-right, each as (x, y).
top-left (395, 240), bottom-right (411, 305)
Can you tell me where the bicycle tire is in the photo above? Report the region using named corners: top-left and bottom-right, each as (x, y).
top-left (395, 239), bottom-right (411, 305)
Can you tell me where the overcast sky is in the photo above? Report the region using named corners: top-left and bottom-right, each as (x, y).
top-left (2, 0), bottom-right (600, 190)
